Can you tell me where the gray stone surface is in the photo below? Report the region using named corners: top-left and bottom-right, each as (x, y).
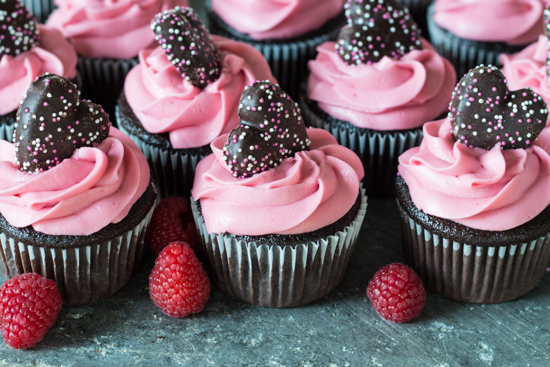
top-left (1, 198), bottom-right (549, 367)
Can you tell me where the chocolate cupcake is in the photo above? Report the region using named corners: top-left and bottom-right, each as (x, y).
top-left (427, 0), bottom-right (546, 79)
top-left (46, 0), bottom-right (189, 120)
top-left (0, 74), bottom-right (155, 306)
top-left (117, 7), bottom-right (276, 198)
top-left (207, 0), bottom-right (346, 100)
top-left (300, 0), bottom-right (456, 197)
top-left (191, 81), bottom-right (367, 308)
top-left (0, 0), bottom-right (78, 141)
top-left (397, 65), bottom-right (550, 303)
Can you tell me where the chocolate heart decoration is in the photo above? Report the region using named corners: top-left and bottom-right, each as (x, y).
top-left (336, 0), bottom-right (422, 66)
top-left (14, 74), bottom-right (111, 173)
top-left (223, 81), bottom-right (310, 178)
top-left (151, 6), bottom-right (220, 89)
top-left (449, 65), bottom-right (548, 150)
top-left (0, 0), bottom-right (40, 57)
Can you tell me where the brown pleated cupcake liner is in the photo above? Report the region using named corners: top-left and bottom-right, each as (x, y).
top-left (207, 9), bottom-right (344, 101)
top-left (118, 122), bottom-right (211, 200)
top-left (299, 96), bottom-right (423, 197)
top-left (191, 188), bottom-right (367, 308)
top-left (77, 57), bottom-right (139, 124)
top-left (0, 206), bottom-right (154, 306)
top-left (23, 0), bottom-right (55, 23)
top-left (426, 4), bottom-right (527, 79)
top-left (397, 201), bottom-right (550, 304)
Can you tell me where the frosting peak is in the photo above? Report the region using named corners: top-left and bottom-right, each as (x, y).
top-left (0, 128), bottom-right (150, 235)
top-left (124, 35), bottom-right (276, 149)
top-left (192, 128), bottom-right (364, 236)
top-left (398, 119), bottom-right (550, 231)
top-left (433, 0), bottom-right (545, 45)
top-left (211, 0), bottom-right (345, 40)
top-left (47, 0), bottom-right (189, 59)
top-left (307, 39), bottom-right (456, 130)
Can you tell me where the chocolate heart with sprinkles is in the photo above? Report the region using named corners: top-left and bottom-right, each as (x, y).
top-left (0, 0), bottom-right (40, 57)
top-left (14, 74), bottom-right (110, 173)
top-left (449, 65), bottom-right (548, 150)
top-left (223, 81), bottom-right (310, 178)
top-left (151, 6), bottom-right (220, 89)
top-left (336, 0), bottom-right (422, 66)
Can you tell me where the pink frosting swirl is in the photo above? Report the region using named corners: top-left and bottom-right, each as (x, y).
top-left (211, 0), bottom-right (344, 40)
top-left (47, 0), bottom-right (189, 59)
top-left (0, 128), bottom-right (150, 236)
top-left (124, 35), bottom-right (276, 149)
top-left (0, 25), bottom-right (77, 115)
top-left (307, 39), bottom-right (456, 130)
top-left (433, 0), bottom-right (545, 45)
top-left (500, 35), bottom-right (550, 103)
top-left (192, 128), bottom-right (364, 236)
top-left (398, 119), bottom-right (550, 231)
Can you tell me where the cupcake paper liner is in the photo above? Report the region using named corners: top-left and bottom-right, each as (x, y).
top-left (191, 188), bottom-right (367, 308)
top-left (207, 9), bottom-right (344, 101)
top-left (397, 201), bottom-right (550, 304)
top-left (300, 95), bottom-right (423, 197)
top-left (78, 57), bottom-right (139, 123)
top-left (0, 123), bottom-right (15, 143)
top-left (117, 118), bottom-right (212, 199)
top-left (0, 206), bottom-right (154, 306)
top-left (23, 0), bottom-right (55, 23)
top-left (426, 4), bottom-right (527, 79)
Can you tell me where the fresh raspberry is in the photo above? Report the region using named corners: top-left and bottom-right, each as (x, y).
top-left (146, 196), bottom-right (200, 255)
top-left (367, 263), bottom-right (426, 323)
top-left (149, 242), bottom-right (210, 317)
top-left (0, 273), bottom-right (62, 349)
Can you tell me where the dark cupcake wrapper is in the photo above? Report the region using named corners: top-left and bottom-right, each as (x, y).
top-left (397, 201), bottom-right (550, 304)
top-left (207, 8), bottom-right (344, 101)
top-left (0, 123), bottom-right (15, 143)
top-left (299, 95), bottom-right (424, 197)
top-left (426, 4), bottom-right (528, 79)
top-left (0, 205), bottom-right (154, 306)
top-left (191, 188), bottom-right (367, 308)
top-left (117, 115), bottom-right (211, 200)
top-left (77, 56), bottom-right (139, 124)
top-left (23, 0), bottom-right (55, 23)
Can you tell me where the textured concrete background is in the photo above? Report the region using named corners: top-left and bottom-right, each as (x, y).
top-left (2, 0), bottom-right (550, 365)
top-left (1, 198), bottom-right (549, 367)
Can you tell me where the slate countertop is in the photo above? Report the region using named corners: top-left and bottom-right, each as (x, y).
top-left (1, 197), bottom-right (549, 367)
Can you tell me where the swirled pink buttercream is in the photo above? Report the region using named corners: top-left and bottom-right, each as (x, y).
top-left (307, 39), bottom-right (456, 130)
top-left (0, 128), bottom-right (150, 236)
top-left (47, 0), bottom-right (189, 59)
top-left (398, 119), bottom-right (550, 231)
top-left (211, 0), bottom-right (344, 40)
top-left (0, 25), bottom-right (77, 115)
top-left (500, 35), bottom-right (550, 103)
top-left (192, 128), bottom-right (364, 236)
top-left (124, 35), bottom-right (276, 149)
top-left (433, 0), bottom-right (545, 45)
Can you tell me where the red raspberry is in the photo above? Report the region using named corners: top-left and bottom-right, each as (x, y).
top-left (146, 197), bottom-right (200, 255)
top-left (0, 273), bottom-right (62, 349)
top-left (367, 263), bottom-right (426, 323)
top-left (149, 242), bottom-right (210, 317)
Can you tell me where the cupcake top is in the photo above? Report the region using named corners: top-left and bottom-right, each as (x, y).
top-left (500, 35), bottom-right (550, 103)
top-left (398, 66), bottom-right (550, 231)
top-left (0, 1), bottom-right (77, 115)
top-left (211, 0), bottom-right (345, 40)
top-left (307, 0), bottom-right (456, 130)
top-left (124, 7), bottom-right (276, 149)
top-left (192, 81), bottom-right (364, 236)
top-left (433, 0), bottom-right (545, 45)
top-left (46, 0), bottom-right (189, 59)
top-left (0, 74), bottom-right (150, 236)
